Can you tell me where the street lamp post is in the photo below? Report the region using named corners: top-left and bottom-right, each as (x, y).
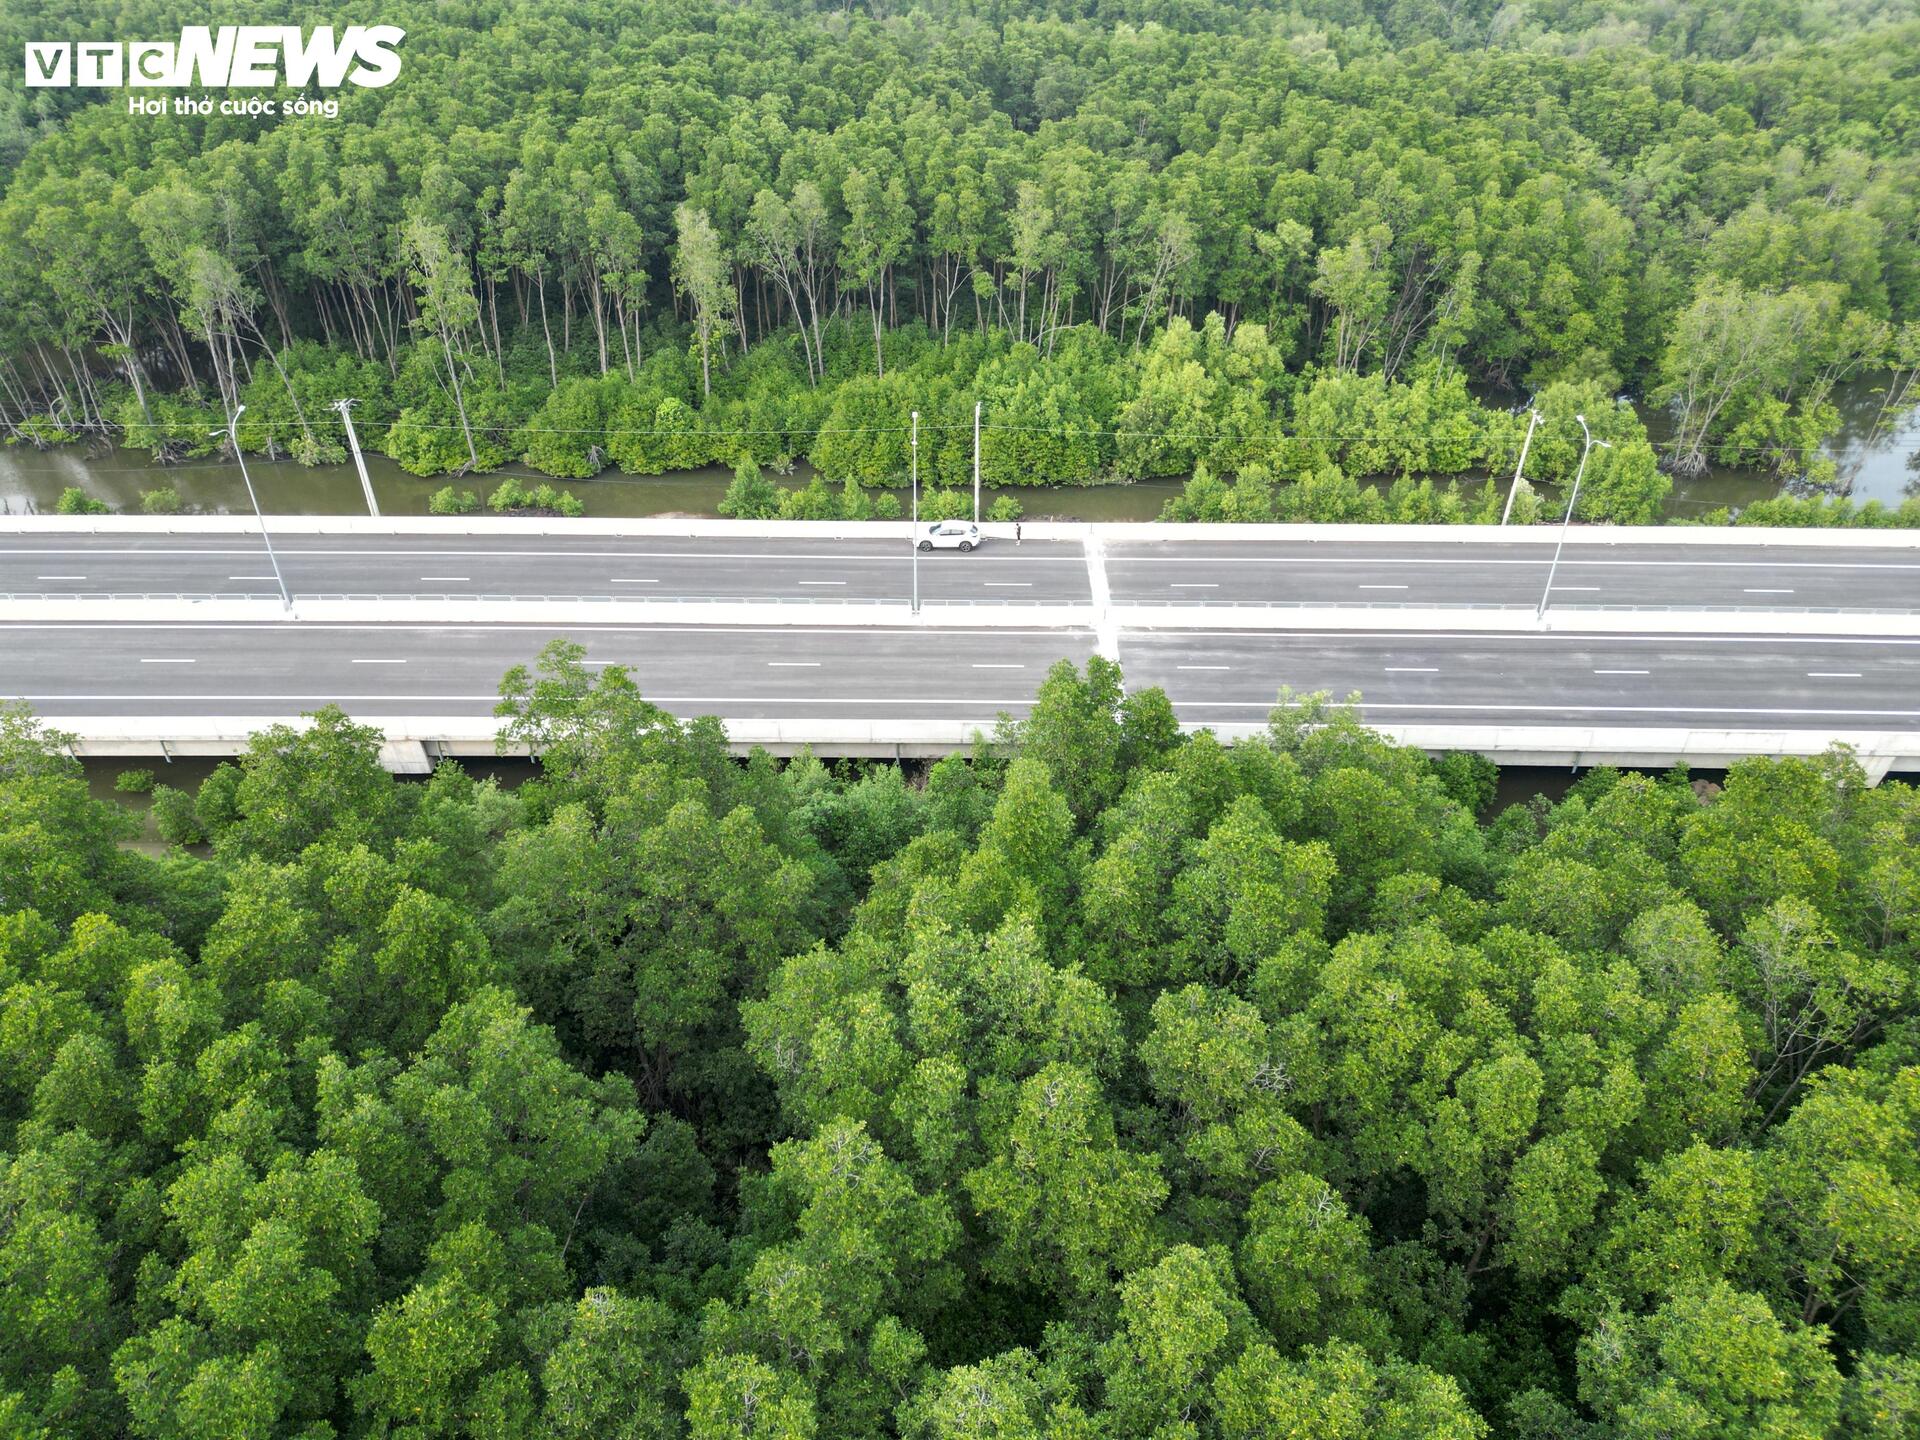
top-left (909, 409), bottom-right (920, 616)
top-left (972, 399), bottom-right (982, 523)
top-left (1536, 413), bottom-right (1610, 619)
top-left (333, 398), bottom-right (380, 516)
top-left (214, 405), bottom-right (291, 611)
top-left (1500, 408), bottom-right (1540, 526)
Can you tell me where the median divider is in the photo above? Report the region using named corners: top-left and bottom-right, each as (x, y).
top-left (6, 595), bottom-right (1916, 638)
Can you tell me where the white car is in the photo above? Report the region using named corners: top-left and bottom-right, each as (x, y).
top-left (918, 521), bottom-right (981, 552)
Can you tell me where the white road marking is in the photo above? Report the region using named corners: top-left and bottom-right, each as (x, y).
top-left (16, 691), bottom-right (1907, 719)
top-left (972, 663), bottom-right (1024, 669)
top-left (1114, 554), bottom-right (1920, 571)
top-left (1170, 582), bottom-right (1219, 588)
top-left (1177, 665), bottom-right (1231, 670)
top-left (0, 622), bottom-right (1096, 638)
top-left (227, 575), bottom-right (277, 580)
top-left (1552, 586), bottom-right (1601, 591)
top-left (984, 582), bottom-right (1033, 587)
top-left (1807, 671), bottom-right (1862, 678)
top-left (138, 658), bottom-right (194, 664)
top-left (768, 661), bottom-right (820, 667)
top-left (1595, 669), bottom-right (1651, 675)
top-left (420, 575), bottom-right (470, 582)
top-left (1358, 584), bottom-right (1409, 589)
top-left (609, 578), bottom-right (658, 584)
top-left (0, 545), bottom-right (1078, 561)
top-left (36, 574), bottom-right (87, 580)
top-left (1173, 701), bottom-right (1920, 718)
top-left (20, 694), bottom-right (1039, 708)
top-left (798, 580), bottom-right (846, 586)
top-left (352, 659), bottom-right (406, 665)
top-left (1384, 666), bottom-right (1439, 672)
top-left (1127, 629), bottom-right (1920, 646)
top-left (1744, 588), bottom-right (1795, 594)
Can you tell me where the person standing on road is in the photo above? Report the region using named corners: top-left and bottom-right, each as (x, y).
top-left (1015, 521), bottom-right (1022, 546)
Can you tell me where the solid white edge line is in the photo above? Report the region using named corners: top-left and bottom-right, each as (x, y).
top-left (0, 622), bottom-right (1102, 638)
top-left (1121, 630), bottom-right (1920, 646)
top-left (1168, 700), bottom-right (1920, 717)
top-left (1112, 555), bottom-right (1920, 571)
top-left (17, 694), bottom-right (1035, 705)
top-left (25, 694), bottom-right (1919, 720)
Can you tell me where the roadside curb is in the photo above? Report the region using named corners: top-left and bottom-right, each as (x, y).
top-left (41, 714), bottom-right (1920, 780)
top-left (4, 516), bottom-right (1919, 550)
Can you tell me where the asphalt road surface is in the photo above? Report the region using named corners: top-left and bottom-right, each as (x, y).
top-left (1098, 537), bottom-right (1920, 610)
top-left (0, 535), bottom-right (1092, 605)
top-left (4, 533), bottom-right (1918, 610)
top-left (8, 621), bottom-right (1916, 730)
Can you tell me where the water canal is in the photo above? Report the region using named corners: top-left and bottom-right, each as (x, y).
top-left (4, 379), bottom-right (1914, 522)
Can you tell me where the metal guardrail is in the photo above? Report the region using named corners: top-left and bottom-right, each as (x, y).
top-left (0, 590), bottom-right (1055, 606)
top-left (0, 591), bottom-right (283, 603)
top-left (294, 593), bottom-right (1055, 606)
top-left (1135, 599), bottom-right (1920, 615)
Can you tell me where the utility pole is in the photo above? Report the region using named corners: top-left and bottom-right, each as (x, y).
top-left (1500, 408), bottom-right (1539, 526)
top-left (972, 399), bottom-right (982, 523)
top-left (1537, 414), bottom-right (1610, 620)
top-left (214, 405), bottom-right (291, 611)
top-left (909, 409), bottom-right (920, 615)
top-left (333, 398), bottom-right (380, 516)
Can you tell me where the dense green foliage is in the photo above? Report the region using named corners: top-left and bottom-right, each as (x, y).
top-left (3, 648), bottom-right (1918, 1438)
top-left (3, 0), bottom-right (1918, 516)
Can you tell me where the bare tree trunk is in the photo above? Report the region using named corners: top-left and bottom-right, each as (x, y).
top-left (537, 276), bottom-right (558, 387)
top-left (586, 270), bottom-right (609, 375)
top-left (441, 328), bottom-right (480, 471)
top-left (487, 278), bottom-right (506, 384)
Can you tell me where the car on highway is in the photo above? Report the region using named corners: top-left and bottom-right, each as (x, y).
top-left (918, 521), bottom-right (982, 551)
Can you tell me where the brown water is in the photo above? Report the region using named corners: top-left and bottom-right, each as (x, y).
top-left (5, 378), bottom-right (1912, 521)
